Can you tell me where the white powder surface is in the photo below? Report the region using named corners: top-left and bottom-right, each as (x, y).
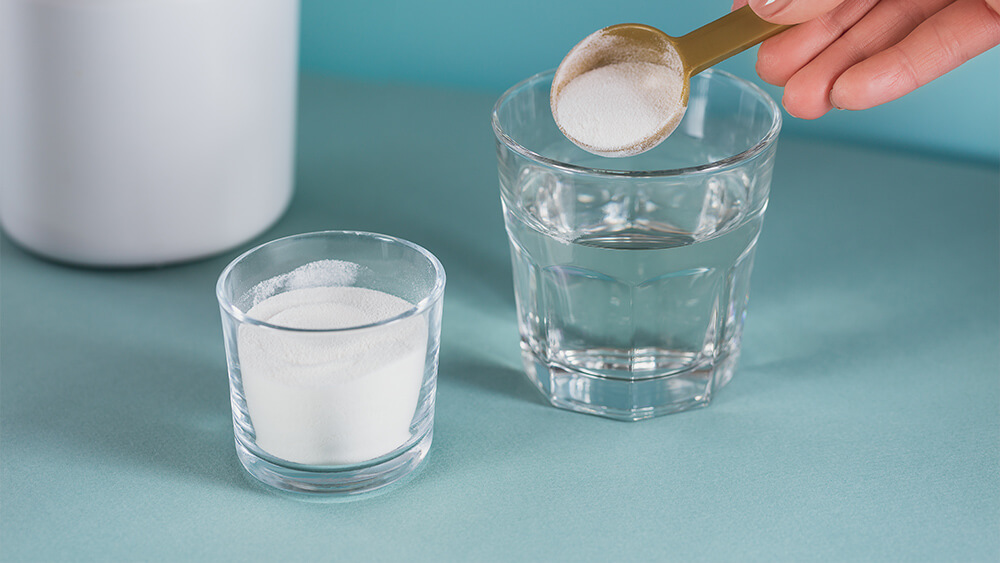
top-left (553, 60), bottom-right (686, 157)
top-left (244, 259), bottom-right (361, 309)
top-left (238, 284), bottom-right (428, 466)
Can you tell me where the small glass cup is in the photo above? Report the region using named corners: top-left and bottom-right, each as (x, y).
top-left (217, 231), bottom-right (445, 496)
top-left (492, 69), bottom-right (781, 421)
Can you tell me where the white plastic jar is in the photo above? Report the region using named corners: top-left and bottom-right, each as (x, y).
top-left (0, 0), bottom-right (299, 266)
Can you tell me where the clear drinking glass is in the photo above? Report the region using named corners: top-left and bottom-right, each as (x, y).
top-left (217, 231), bottom-right (445, 496)
top-left (492, 69), bottom-right (780, 421)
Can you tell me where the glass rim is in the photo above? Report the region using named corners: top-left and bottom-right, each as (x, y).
top-left (216, 230), bottom-right (446, 333)
top-left (491, 68), bottom-right (782, 178)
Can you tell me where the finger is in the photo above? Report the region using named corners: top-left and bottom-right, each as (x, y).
top-left (748, 0), bottom-right (850, 25)
top-left (831, 0), bottom-right (1000, 109)
top-left (755, 0), bottom-right (880, 86)
top-left (732, 0), bottom-right (750, 10)
top-left (781, 0), bottom-right (955, 118)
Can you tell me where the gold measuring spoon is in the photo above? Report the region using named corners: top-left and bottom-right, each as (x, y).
top-left (551, 5), bottom-right (790, 157)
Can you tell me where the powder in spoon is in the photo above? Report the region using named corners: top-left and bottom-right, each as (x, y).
top-left (553, 60), bottom-right (686, 157)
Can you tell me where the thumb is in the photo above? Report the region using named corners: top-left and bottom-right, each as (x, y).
top-left (747, 0), bottom-right (849, 24)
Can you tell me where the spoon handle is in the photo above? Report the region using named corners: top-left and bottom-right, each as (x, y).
top-left (674, 5), bottom-right (790, 76)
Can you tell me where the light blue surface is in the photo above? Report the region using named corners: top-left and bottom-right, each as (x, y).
top-left (2, 75), bottom-right (999, 562)
top-left (299, 0), bottom-right (1000, 163)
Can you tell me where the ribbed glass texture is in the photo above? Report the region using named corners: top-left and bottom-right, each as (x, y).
top-left (493, 70), bottom-right (780, 420)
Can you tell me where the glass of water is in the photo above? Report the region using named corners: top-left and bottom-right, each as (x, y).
top-left (492, 69), bottom-right (781, 421)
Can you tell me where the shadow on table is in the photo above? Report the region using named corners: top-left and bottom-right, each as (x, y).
top-left (439, 354), bottom-right (546, 407)
top-left (5, 350), bottom-right (265, 496)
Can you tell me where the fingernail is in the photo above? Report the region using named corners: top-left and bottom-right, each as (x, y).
top-left (829, 93), bottom-right (843, 110)
top-left (749, 0), bottom-right (790, 18)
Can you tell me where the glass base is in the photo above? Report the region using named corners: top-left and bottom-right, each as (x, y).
top-left (521, 342), bottom-right (738, 421)
top-left (235, 429), bottom-right (432, 498)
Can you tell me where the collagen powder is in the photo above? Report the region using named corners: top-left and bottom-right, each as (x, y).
top-left (553, 59), bottom-right (686, 157)
top-left (237, 263), bottom-right (427, 466)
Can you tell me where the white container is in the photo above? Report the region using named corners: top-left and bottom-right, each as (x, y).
top-left (0, 0), bottom-right (299, 266)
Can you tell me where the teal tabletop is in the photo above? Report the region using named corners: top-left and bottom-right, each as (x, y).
top-left (2, 75), bottom-right (998, 562)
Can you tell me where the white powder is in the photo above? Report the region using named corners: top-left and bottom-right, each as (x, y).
top-left (553, 60), bottom-right (686, 157)
top-left (237, 280), bottom-right (428, 466)
top-left (243, 259), bottom-right (361, 309)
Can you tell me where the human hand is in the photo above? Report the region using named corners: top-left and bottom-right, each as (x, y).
top-left (732, 0), bottom-right (1000, 118)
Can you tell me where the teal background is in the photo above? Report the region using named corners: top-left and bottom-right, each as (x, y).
top-left (299, 0), bottom-right (1000, 163)
top-left (2, 1), bottom-right (999, 561)
top-left (2, 75), bottom-right (998, 562)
